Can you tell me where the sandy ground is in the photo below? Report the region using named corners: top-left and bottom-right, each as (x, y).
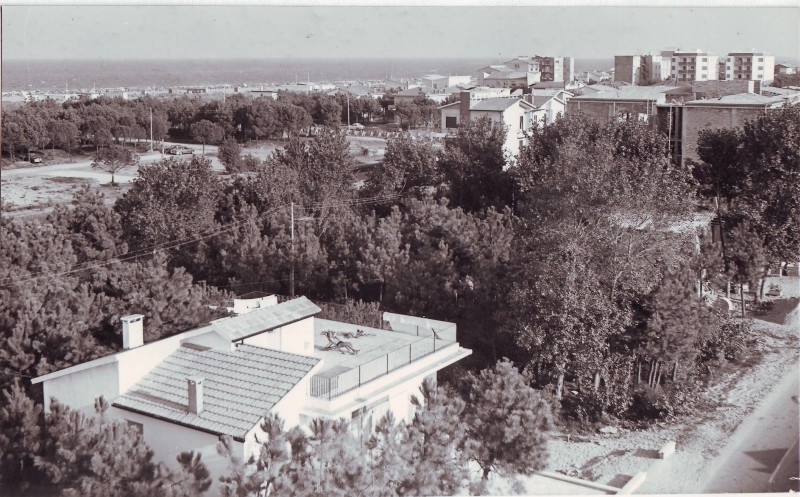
top-left (1, 135), bottom-right (386, 218)
top-left (544, 295), bottom-right (800, 494)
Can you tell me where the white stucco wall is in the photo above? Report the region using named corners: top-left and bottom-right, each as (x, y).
top-left (243, 328), bottom-right (282, 350)
top-left (242, 317), bottom-right (314, 355)
top-left (109, 407), bottom-right (237, 494)
top-left (42, 361), bottom-right (119, 412)
top-left (271, 374), bottom-right (314, 429)
top-left (279, 318), bottom-right (314, 355)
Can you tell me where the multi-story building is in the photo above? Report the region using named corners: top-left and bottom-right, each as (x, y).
top-left (32, 295), bottom-right (471, 491)
top-left (670, 49), bottom-right (720, 82)
top-left (722, 52), bottom-right (775, 83)
top-left (533, 56), bottom-right (572, 82)
top-left (496, 56), bottom-right (572, 82)
top-left (439, 89), bottom-right (541, 158)
top-left (614, 55), bottom-right (643, 84)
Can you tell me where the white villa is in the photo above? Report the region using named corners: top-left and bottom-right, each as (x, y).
top-left (439, 88), bottom-right (569, 159)
top-left (32, 295), bottom-right (471, 486)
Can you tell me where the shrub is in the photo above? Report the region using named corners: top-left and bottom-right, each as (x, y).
top-left (628, 387), bottom-right (673, 420)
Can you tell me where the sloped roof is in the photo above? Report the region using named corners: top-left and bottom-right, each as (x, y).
top-left (212, 296), bottom-right (321, 342)
top-left (684, 93), bottom-right (787, 106)
top-left (470, 97), bottom-right (534, 112)
top-left (531, 94), bottom-right (557, 107)
top-left (758, 86), bottom-right (800, 97)
top-left (486, 71), bottom-right (532, 80)
top-left (478, 65), bottom-right (512, 73)
top-left (114, 343), bottom-right (319, 439)
top-left (571, 86), bottom-right (674, 101)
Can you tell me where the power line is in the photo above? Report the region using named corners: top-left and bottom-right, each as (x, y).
top-left (0, 192), bottom-right (409, 288)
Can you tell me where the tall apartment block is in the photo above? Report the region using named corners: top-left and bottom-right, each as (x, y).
top-left (615, 54), bottom-right (671, 84)
top-left (722, 52), bottom-right (775, 83)
top-left (671, 50), bottom-right (720, 82)
top-left (532, 55), bottom-right (574, 82)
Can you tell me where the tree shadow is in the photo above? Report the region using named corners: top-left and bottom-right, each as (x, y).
top-left (607, 474), bottom-right (632, 488)
top-left (634, 448), bottom-right (661, 459)
top-left (744, 448), bottom-right (790, 473)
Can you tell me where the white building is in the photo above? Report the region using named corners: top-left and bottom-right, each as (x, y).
top-left (525, 89), bottom-right (572, 125)
top-left (671, 49), bottom-right (720, 82)
top-left (439, 89), bottom-right (540, 159)
top-left (723, 51), bottom-right (775, 83)
top-left (32, 296), bottom-right (471, 490)
top-left (419, 74), bottom-right (472, 94)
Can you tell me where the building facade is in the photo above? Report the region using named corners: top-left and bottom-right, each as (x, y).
top-left (722, 52), bottom-right (775, 83)
top-left (439, 90), bottom-right (540, 158)
top-left (671, 50), bottom-right (720, 82)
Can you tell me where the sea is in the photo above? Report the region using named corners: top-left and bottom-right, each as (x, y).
top-left (2, 58), bottom-right (614, 92)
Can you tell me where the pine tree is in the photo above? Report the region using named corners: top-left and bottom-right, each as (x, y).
top-left (0, 382), bottom-right (43, 494)
top-left (464, 359), bottom-right (553, 480)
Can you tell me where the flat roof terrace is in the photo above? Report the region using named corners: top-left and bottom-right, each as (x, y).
top-left (310, 318), bottom-right (455, 399)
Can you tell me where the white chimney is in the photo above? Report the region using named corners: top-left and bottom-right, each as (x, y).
top-left (121, 314), bottom-right (144, 349)
top-left (187, 377), bottom-right (204, 414)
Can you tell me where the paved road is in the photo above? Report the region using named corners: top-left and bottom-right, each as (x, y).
top-left (700, 364), bottom-right (800, 493)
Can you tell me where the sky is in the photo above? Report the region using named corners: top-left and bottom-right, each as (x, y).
top-left (3, 4), bottom-right (799, 61)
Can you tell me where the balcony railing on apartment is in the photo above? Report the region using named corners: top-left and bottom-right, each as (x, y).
top-left (310, 335), bottom-right (453, 400)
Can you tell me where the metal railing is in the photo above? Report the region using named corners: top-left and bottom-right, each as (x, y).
top-left (309, 336), bottom-right (449, 400)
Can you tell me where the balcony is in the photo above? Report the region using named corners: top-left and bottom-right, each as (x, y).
top-left (309, 318), bottom-right (457, 400)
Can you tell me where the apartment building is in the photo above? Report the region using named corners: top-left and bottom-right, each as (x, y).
top-left (722, 52), bottom-right (775, 83)
top-left (671, 50), bottom-right (720, 82)
top-left (615, 54), bottom-right (671, 85)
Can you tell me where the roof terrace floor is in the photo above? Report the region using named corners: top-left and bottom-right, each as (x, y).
top-left (312, 319), bottom-right (440, 376)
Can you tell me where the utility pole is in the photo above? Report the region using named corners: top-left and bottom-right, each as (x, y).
top-left (347, 92), bottom-right (351, 128)
top-left (290, 202), bottom-right (295, 297)
top-left (149, 108), bottom-right (154, 152)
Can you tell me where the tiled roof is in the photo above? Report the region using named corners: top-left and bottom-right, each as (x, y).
top-left (470, 97), bottom-right (525, 111)
top-left (114, 343), bottom-right (319, 439)
top-left (212, 296), bottom-right (321, 342)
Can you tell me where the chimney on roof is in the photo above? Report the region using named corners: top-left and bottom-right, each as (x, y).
top-left (121, 314), bottom-right (144, 349)
top-left (187, 377), bottom-right (204, 414)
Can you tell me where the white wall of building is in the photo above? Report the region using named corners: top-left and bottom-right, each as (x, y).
top-left (42, 361), bottom-right (119, 412)
top-left (241, 316), bottom-right (314, 355)
top-left (110, 407), bottom-right (236, 494)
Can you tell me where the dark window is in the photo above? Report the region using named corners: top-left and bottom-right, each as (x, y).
top-left (445, 116), bottom-right (458, 129)
top-left (519, 116), bottom-right (524, 129)
top-left (126, 420), bottom-right (143, 436)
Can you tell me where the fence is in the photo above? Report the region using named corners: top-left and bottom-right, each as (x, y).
top-left (309, 336), bottom-right (447, 400)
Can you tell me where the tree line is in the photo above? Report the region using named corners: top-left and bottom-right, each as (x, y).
top-left (1, 89), bottom-right (439, 161)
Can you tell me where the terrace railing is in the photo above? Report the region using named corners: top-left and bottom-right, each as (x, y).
top-left (309, 336), bottom-right (450, 400)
